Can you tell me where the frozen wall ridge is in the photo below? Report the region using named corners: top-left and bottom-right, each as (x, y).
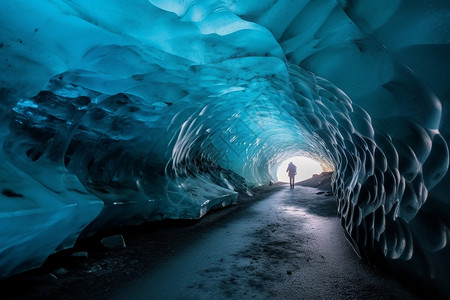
top-left (0, 0), bottom-right (449, 296)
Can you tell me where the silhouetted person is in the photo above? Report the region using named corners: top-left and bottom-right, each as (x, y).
top-left (286, 162), bottom-right (297, 189)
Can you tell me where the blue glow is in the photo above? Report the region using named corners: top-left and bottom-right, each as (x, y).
top-left (0, 1), bottom-right (449, 296)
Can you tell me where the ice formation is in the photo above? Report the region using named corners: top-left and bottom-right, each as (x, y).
top-left (0, 0), bottom-right (449, 295)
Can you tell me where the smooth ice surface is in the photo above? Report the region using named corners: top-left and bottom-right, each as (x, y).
top-left (0, 0), bottom-right (449, 296)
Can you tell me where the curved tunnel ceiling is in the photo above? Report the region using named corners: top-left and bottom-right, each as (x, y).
top-left (0, 0), bottom-right (449, 296)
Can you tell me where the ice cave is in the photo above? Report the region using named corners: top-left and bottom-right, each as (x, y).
top-left (0, 0), bottom-right (449, 297)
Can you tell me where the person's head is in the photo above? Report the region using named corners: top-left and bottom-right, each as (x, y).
top-left (289, 162), bottom-right (293, 165)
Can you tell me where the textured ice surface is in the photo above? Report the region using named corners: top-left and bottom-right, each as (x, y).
top-left (0, 0), bottom-right (449, 295)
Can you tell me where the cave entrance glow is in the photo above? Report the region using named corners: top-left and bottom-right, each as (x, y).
top-left (276, 156), bottom-right (323, 183)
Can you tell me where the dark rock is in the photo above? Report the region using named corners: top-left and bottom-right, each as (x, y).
top-left (100, 235), bottom-right (126, 250)
top-left (54, 267), bottom-right (68, 275)
top-left (71, 251), bottom-right (88, 258)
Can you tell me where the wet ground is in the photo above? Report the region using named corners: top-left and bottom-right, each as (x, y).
top-left (3, 181), bottom-right (423, 299)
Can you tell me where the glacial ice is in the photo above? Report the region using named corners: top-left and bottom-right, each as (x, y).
top-left (0, 0), bottom-right (449, 296)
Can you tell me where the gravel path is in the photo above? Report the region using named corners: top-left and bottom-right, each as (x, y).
top-left (3, 182), bottom-right (422, 299)
top-left (114, 184), bottom-right (421, 299)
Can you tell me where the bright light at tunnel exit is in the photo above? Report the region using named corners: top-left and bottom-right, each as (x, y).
top-left (276, 156), bottom-right (323, 183)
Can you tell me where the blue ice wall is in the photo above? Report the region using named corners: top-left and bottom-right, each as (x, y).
top-left (0, 0), bottom-right (449, 296)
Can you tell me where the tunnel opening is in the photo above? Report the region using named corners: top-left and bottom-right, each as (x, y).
top-left (274, 156), bottom-right (325, 183)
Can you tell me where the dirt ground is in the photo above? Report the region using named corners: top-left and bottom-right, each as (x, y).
top-left (2, 176), bottom-right (426, 299)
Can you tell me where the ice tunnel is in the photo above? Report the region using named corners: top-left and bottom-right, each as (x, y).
top-left (0, 0), bottom-right (449, 296)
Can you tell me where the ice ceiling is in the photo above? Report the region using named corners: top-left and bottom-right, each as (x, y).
top-left (1, 0), bottom-right (449, 295)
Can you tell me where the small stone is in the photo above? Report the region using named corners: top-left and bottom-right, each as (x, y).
top-left (71, 251), bottom-right (88, 258)
top-left (100, 235), bottom-right (126, 250)
top-left (54, 267), bottom-right (68, 275)
top-left (286, 270), bottom-right (292, 275)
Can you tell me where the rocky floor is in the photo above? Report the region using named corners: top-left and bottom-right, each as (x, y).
top-left (2, 180), bottom-right (425, 299)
